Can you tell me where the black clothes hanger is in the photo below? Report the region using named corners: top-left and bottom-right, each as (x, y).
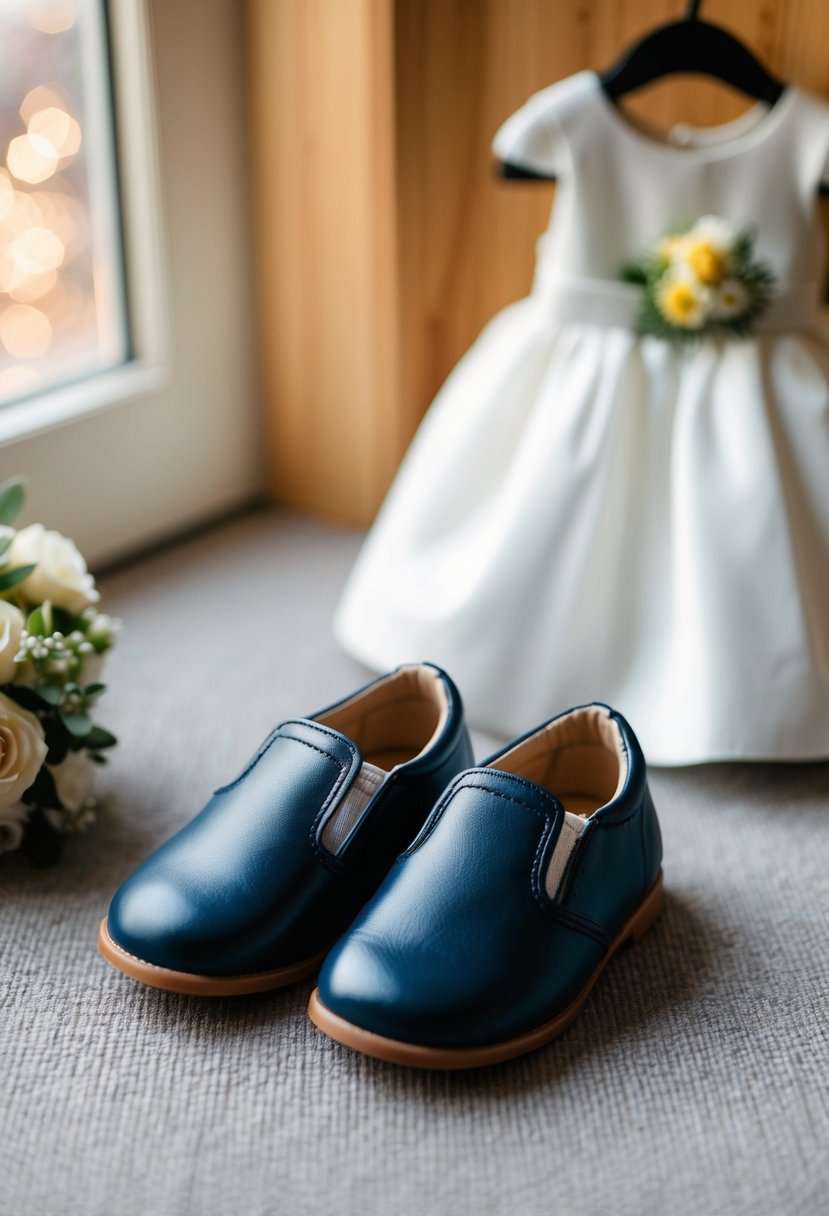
top-left (498, 0), bottom-right (789, 184)
top-left (600, 0), bottom-right (784, 106)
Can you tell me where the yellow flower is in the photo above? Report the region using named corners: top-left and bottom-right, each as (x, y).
top-left (657, 275), bottom-right (710, 329)
top-left (686, 239), bottom-right (730, 285)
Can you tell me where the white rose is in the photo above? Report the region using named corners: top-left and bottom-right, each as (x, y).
top-left (0, 692), bottom-right (47, 807)
top-left (9, 523), bottom-right (100, 615)
top-left (49, 750), bottom-right (95, 813)
top-left (0, 600), bottom-right (25, 684)
top-left (0, 801), bottom-right (29, 855)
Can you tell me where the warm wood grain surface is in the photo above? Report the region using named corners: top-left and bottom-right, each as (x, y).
top-left (246, 0), bottom-right (401, 523)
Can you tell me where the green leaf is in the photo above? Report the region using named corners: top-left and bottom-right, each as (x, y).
top-left (85, 725), bottom-right (118, 750)
top-left (83, 682), bottom-right (106, 697)
top-left (59, 710), bottom-right (93, 738)
top-left (0, 563), bottom-right (35, 593)
top-left (27, 602), bottom-right (53, 637)
top-left (33, 683), bottom-right (62, 706)
top-left (0, 534), bottom-right (12, 561)
top-left (620, 261), bottom-right (648, 285)
top-left (0, 477), bottom-right (25, 527)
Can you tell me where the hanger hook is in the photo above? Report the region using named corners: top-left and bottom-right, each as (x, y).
top-left (686, 0), bottom-right (703, 18)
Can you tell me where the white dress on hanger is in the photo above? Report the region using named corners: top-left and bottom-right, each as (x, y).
top-left (335, 71), bottom-right (829, 764)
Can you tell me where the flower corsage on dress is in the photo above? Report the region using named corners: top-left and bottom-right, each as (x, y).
top-left (622, 216), bottom-right (775, 339)
top-left (0, 478), bottom-right (119, 864)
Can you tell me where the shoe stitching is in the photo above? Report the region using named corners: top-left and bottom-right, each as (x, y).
top-left (213, 725), bottom-right (284, 794)
top-left (401, 776), bottom-right (587, 928)
top-left (542, 903), bottom-right (610, 949)
top-left (399, 770), bottom-right (613, 946)
top-left (406, 775), bottom-right (554, 859)
top-left (228, 719), bottom-right (359, 868)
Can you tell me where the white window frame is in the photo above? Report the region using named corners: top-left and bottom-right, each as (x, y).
top-left (0, 0), bottom-right (170, 446)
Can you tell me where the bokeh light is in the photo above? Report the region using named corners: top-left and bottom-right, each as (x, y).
top-left (27, 0), bottom-right (78, 36)
top-left (0, 364), bottom-right (41, 396)
top-left (0, 304), bottom-right (53, 358)
top-left (1, 0), bottom-right (125, 404)
top-left (29, 107), bottom-right (82, 159)
top-left (7, 133), bottom-right (60, 184)
top-left (19, 83), bottom-right (70, 124)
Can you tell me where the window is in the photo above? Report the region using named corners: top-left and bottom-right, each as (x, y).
top-left (0, 0), bottom-right (128, 407)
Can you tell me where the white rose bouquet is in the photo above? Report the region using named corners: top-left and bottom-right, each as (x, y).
top-left (0, 478), bottom-right (119, 865)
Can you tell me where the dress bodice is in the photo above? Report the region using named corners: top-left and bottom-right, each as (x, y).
top-left (493, 71), bottom-right (829, 291)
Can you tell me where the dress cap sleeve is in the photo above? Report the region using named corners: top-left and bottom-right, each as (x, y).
top-left (492, 85), bottom-right (563, 176)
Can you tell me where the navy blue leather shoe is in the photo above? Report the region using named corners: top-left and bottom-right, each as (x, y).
top-left (310, 703), bottom-right (663, 1068)
top-left (98, 664), bottom-right (472, 995)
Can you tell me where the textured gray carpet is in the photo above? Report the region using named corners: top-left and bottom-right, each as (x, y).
top-left (1, 509), bottom-right (827, 1216)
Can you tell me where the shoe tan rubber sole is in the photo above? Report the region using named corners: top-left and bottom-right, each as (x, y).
top-left (308, 869), bottom-right (663, 1069)
top-left (97, 918), bottom-right (327, 996)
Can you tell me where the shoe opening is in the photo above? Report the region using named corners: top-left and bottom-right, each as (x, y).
top-left (316, 665), bottom-right (450, 854)
top-left (489, 705), bottom-right (628, 818)
top-left (488, 705), bottom-right (628, 899)
top-left (316, 664), bottom-right (449, 771)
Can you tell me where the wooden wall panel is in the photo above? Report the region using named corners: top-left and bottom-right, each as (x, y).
top-left (248, 0), bottom-right (829, 525)
top-left (247, 0), bottom-right (401, 523)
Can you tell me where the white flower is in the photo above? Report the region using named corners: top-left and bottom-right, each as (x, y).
top-left (9, 524), bottom-right (100, 615)
top-left (49, 750), bottom-right (95, 813)
top-left (46, 752), bottom-right (97, 834)
top-left (0, 692), bottom-right (47, 807)
top-left (691, 215), bottom-right (738, 248)
top-left (0, 801), bottom-right (29, 856)
top-left (87, 613), bottom-right (120, 648)
top-left (0, 601), bottom-right (25, 684)
top-left (712, 279), bottom-right (751, 320)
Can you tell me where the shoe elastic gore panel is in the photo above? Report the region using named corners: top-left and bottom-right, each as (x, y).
top-left (489, 705), bottom-right (628, 896)
top-left (317, 666), bottom-right (450, 851)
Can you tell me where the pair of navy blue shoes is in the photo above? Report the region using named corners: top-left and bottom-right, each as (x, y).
top-left (99, 664), bottom-right (663, 1069)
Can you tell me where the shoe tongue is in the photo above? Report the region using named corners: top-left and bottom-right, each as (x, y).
top-left (456, 768), bottom-right (588, 900)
